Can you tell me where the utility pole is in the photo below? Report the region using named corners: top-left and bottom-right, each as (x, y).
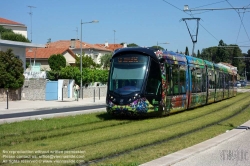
top-left (114, 30), bottom-right (116, 44)
top-left (27, 5), bottom-right (36, 43)
top-left (74, 27), bottom-right (78, 40)
top-left (182, 18), bottom-right (200, 56)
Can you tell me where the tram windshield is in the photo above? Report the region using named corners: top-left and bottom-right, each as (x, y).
top-left (109, 54), bottom-right (149, 95)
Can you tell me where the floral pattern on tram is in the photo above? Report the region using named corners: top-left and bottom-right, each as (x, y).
top-left (107, 98), bottom-right (150, 114)
top-left (171, 95), bottom-right (187, 108)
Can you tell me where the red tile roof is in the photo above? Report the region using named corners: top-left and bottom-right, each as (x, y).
top-left (46, 40), bottom-right (112, 52)
top-left (26, 48), bottom-right (76, 59)
top-left (0, 17), bottom-right (25, 26)
top-left (95, 43), bottom-right (124, 51)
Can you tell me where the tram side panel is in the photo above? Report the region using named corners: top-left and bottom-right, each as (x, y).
top-left (188, 65), bottom-right (207, 108)
top-left (165, 63), bottom-right (187, 114)
top-left (207, 69), bottom-right (216, 104)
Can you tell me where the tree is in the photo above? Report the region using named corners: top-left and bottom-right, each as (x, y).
top-left (47, 54), bottom-right (66, 80)
top-left (246, 49), bottom-right (250, 80)
top-left (48, 54), bottom-right (66, 71)
top-left (200, 47), bottom-right (217, 61)
top-left (197, 49), bottom-right (200, 57)
top-left (0, 49), bottom-right (24, 89)
top-left (82, 68), bottom-right (109, 84)
top-left (75, 54), bottom-right (100, 69)
top-left (231, 47), bottom-right (241, 68)
top-left (100, 53), bottom-right (112, 69)
top-left (59, 66), bottom-right (81, 84)
top-left (185, 47), bottom-right (189, 55)
top-left (127, 43), bottom-right (139, 47)
top-left (215, 40), bottom-right (230, 63)
top-left (151, 46), bottom-right (164, 51)
top-left (0, 25), bottom-right (30, 42)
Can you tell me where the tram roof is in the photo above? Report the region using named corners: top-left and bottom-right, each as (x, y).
top-left (186, 56), bottom-right (205, 66)
top-left (161, 51), bottom-right (187, 63)
top-left (113, 47), bottom-right (159, 62)
top-left (204, 60), bottom-right (214, 69)
top-left (214, 63), bottom-right (233, 74)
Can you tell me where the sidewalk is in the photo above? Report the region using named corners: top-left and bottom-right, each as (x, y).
top-left (0, 97), bottom-right (106, 124)
top-left (0, 97), bottom-right (106, 114)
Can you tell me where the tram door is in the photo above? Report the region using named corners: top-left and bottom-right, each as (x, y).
top-left (165, 64), bottom-right (187, 112)
top-left (188, 65), bottom-right (207, 108)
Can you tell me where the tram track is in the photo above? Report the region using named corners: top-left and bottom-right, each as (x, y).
top-left (80, 95), bottom-right (250, 165)
top-left (1, 93), bottom-right (246, 147)
top-left (85, 106), bottom-right (249, 166)
top-left (1, 93), bottom-right (249, 166)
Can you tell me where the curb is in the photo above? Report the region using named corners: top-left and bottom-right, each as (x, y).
top-left (140, 120), bottom-right (250, 166)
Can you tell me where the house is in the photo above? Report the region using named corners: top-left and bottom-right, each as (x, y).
top-left (46, 39), bottom-right (113, 64)
top-left (25, 47), bottom-right (76, 71)
top-left (0, 17), bottom-right (27, 38)
top-left (0, 18), bottom-right (45, 70)
top-left (95, 42), bottom-right (126, 51)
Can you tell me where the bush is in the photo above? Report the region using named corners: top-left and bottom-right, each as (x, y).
top-left (0, 49), bottom-right (24, 89)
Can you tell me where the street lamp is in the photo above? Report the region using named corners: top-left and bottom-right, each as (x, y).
top-left (80, 19), bottom-right (99, 99)
top-left (157, 42), bottom-right (169, 50)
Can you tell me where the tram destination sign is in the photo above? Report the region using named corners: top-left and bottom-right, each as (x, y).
top-left (117, 56), bottom-right (146, 63)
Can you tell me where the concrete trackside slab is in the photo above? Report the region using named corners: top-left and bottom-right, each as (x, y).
top-left (140, 120), bottom-right (250, 166)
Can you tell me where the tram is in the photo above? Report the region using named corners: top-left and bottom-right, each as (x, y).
top-left (106, 47), bottom-right (237, 116)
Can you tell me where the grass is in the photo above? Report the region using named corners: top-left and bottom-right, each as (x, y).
top-left (0, 93), bottom-right (250, 166)
top-left (244, 85), bottom-right (250, 89)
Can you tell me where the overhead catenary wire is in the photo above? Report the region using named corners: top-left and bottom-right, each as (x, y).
top-left (162, 0), bottom-right (219, 43)
top-left (162, 0), bottom-right (250, 48)
top-left (192, 0), bottom-right (227, 9)
top-left (226, 0), bottom-right (250, 44)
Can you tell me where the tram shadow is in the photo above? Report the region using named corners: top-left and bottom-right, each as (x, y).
top-left (96, 111), bottom-right (164, 120)
top-left (95, 110), bottom-right (188, 120)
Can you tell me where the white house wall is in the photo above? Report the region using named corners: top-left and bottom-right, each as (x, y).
top-left (63, 52), bottom-right (75, 64)
top-left (2, 25), bottom-right (27, 38)
top-left (71, 48), bottom-right (112, 65)
top-left (0, 40), bottom-right (45, 72)
top-left (0, 45), bottom-right (26, 69)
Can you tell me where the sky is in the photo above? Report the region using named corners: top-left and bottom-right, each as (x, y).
top-left (1, 0), bottom-right (250, 53)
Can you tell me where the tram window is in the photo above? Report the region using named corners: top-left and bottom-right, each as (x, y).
top-left (224, 74), bottom-right (228, 89)
top-left (219, 72), bottom-right (224, 89)
top-left (166, 64), bottom-right (172, 96)
top-left (179, 65), bottom-right (186, 94)
top-left (215, 71), bottom-right (219, 89)
top-left (208, 70), bottom-right (215, 89)
top-left (191, 67), bottom-right (196, 93)
top-left (196, 68), bottom-right (202, 92)
top-left (202, 68), bottom-right (207, 92)
top-left (172, 65), bottom-right (179, 95)
top-left (145, 59), bottom-right (161, 96)
top-left (229, 75), bottom-right (234, 88)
